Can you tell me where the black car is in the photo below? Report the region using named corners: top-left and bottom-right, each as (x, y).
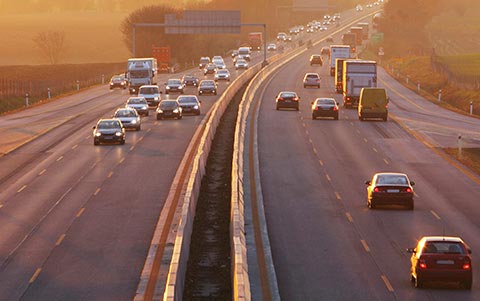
top-left (311, 98), bottom-right (339, 120)
top-left (198, 80), bottom-right (217, 96)
top-left (165, 79), bottom-right (184, 94)
top-left (177, 95), bottom-right (201, 115)
top-left (203, 63), bottom-right (217, 75)
top-left (156, 100), bottom-right (182, 120)
top-left (93, 119), bottom-right (125, 145)
top-left (181, 74), bottom-right (199, 87)
top-left (275, 91), bottom-right (300, 110)
top-left (366, 172), bottom-right (415, 210)
top-left (109, 74), bottom-right (127, 89)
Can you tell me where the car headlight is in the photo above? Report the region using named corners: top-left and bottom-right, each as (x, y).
top-left (131, 119), bottom-right (137, 124)
top-left (166, 86), bottom-right (170, 89)
top-left (95, 132), bottom-right (102, 137)
top-left (115, 132), bottom-right (123, 137)
top-left (157, 109), bottom-right (163, 113)
top-left (110, 83), bottom-right (114, 85)
top-left (141, 106), bottom-right (147, 110)
top-left (154, 97), bottom-right (159, 101)
top-left (121, 82), bottom-right (125, 85)
top-left (193, 105), bottom-right (199, 109)
top-left (173, 109), bottom-right (179, 113)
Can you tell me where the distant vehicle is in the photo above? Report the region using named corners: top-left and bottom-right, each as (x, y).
top-left (342, 33), bottom-right (357, 53)
top-left (309, 54), bottom-right (323, 66)
top-left (231, 50), bottom-right (238, 58)
top-left (203, 63), bottom-right (217, 75)
top-left (156, 99), bottom-right (182, 120)
top-left (235, 58), bottom-right (249, 70)
top-left (329, 45), bottom-right (350, 76)
top-left (358, 88), bottom-right (388, 121)
top-left (321, 46), bottom-right (330, 56)
top-left (334, 58), bottom-right (346, 94)
top-left (357, 22), bottom-right (370, 40)
top-left (365, 172), bottom-right (415, 209)
top-left (109, 74), bottom-right (127, 89)
top-left (277, 32), bottom-right (287, 41)
top-left (275, 91), bottom-right (300, 111)
top-left (407, 236), bottom-right (472, 289)
top-left (199, 57), bottom-right (210, 69)
top-left (125, 96), bottom-right (149, 116)
top-left (311, 98), bottom-right (339, 120)
top-left (138, 85), bottom-right (161, 108)
top-left (126, 58), bottom-right (158, 94)
top-left (181, 74), bottom-right (199, 87)
top-left (248, 32), bottom-right (263, 50)
top-left (326, 36), bottom-right (334, 42)
top-left (198, 80), bottom-right (218, 95)
top-left (350, 26), bottom-right (364, 45)
top-left (212, 57), bottom-right (226, 69)
top-left (372, 13), bottom-right (382, 28)
top-left (303, 72), bottom-right (321, 88)
top-left (165, 78), bottom-right (185, 94)
top-left (214, 69), bottom-right (231, 82)
top-left (238, 47), bottom-right (251, 61)
top-left (356, 4), bottom-right (363, 11)
top-left (93, 119), bottom-right (125, 145)
top-left (342, 60), bottom-right (377, 108)
top-left (177, 95), bottom-right (201, 115)
top-left (113, 108), bottom-right (141, 131)
top-left (152, 46), bottom-right (170, 73)
top-left (267, 43), bottom-right (277, 51)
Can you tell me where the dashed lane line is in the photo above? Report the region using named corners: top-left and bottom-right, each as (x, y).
top-left (383, 158), bottom-right (389, 165)
top-left (55, 234), bottom-right (66, 246)
top-left (17, 185), bottom-right (27, 193)
top-left (345, 212), bottom-right (353, 223)
top-left (381, 275), bottom-right (394, 292)
top-left (29, 268), bottom-right (42, 283)
top-left (93, 188), bottom-right (101, 196)
top-left (56, 156), bottom-right (64, 162)
top-left (361, 239), bottom-right (370, 252)
top-left (107, 171), bottom-right (114, 178)
top-left (72, 144), bottom-right (78, 150)
top-left (335, 192), bottom-right (342, 200)
top-left (76, 208), bottom-right (85, 218)
top-left (430, 210), bottom-right (441, 220)
top-left (38, 169), bottom-right (47, 176)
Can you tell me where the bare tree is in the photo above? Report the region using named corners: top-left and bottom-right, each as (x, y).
top-left (32, 31), bottom-right (68, 65)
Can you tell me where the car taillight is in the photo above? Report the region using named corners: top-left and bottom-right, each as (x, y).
top-left (316, 79), bottom-right (320, 82)
top-left (374, 187), bottom-right (379, 192)
top-left (333, 107), bottom-right (338, 111)
top-left (418, 260), bottom-right (427, 269)
top-left (278, 97), bottom-right (284, 101)
top-left (405, 188), bottom-right (412, 193)
top-left (463, 262), bottom-right (471, 270)
top-left (293, 97), bottom-right (299, 101)
top-left (347, 97), bottom-right (351, 101)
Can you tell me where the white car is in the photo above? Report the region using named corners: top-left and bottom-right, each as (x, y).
top-left (138, 85), bottom-right (161, 108)
top-left (235, 58), bottom-right (249, 70)
top-left (214, 69), bottom-right (231, 82)
top-left (267, 43), bottom-right (277, 51)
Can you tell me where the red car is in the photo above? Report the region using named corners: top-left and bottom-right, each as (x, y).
top-left (407, 236), bottom-right (473, 289)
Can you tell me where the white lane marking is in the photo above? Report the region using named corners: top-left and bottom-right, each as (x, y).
top-left (306, 130), bottom-right (309, 135)
top-left (0, 204), bottom-right (3, 209)
top-left (363, 138), bottom-right (368, 143)
top-left (346, 212), bottom-right (353, 223)
top-left (373, 147), bottom-right (378, 153)
top-left (147, 128), bottom-right (152, 133)
top-left (17, 185), bottom-right (27, 193)
top-left (72, 144), bottom-right (78, 150)
top-left (381, 275), bottom-right (394, 292)
top-left (29, 268), bottom-right (42, 283)
top-left (130, 145), bottom-right (135, 151)
top-left (326, 174), bottom-right (331, 182)
top-left (430, 210), bottom-right (441, 220)
top-left (361, 239), bottom-right (370, 252)
top-left (356, 129), bottom-right (360, 134)
top-left (383, 158), bottom-right (389, 165)
top-left (309, 138), bottom-right (313, 144)
top-left (319, 160), bottom-right (324, 166)
top-left (76, 208), bottom-right (85, 218)
top-left (38, 169), bottom-right (47, 176)
top-left (302, 123), bottom-right (306, 127)
top-left (94, 188), bottom-right (101, 196)
top-left (119, 157), bottom-right (125, 164)
top-left (85, 135), bottom-right (90, 140)
top-left (107, 171), bottom-right (114, 178)
top-left (335, 192), bottom-right (341, 200)
top-left (138, 137), bottom-right (143, 142)
top-left (55, 234), bottom-right (66, 246)
top-left (350, 122), bottom-right (354, 126)
top-left (56, 156), bottom-right (64, 162)
top-left (313, 148), bottom-right (318, 155)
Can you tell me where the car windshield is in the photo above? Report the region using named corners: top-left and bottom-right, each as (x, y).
top-left (160, 101), bottom-right (177, 109)
top-left (281, 92), bottom-right (296, 98)
top-left (98, 120), bottom-right (120, 129)
top-left (139, 87), bottom-right (158, 94)
top-left (178, 97), bottom-right (198, 104)
top-left (130, 70), bottom-right (149, 78)
top-left (184, 76), bottom-right (195, 80)
top-left (128, 98), bottom-right (146, 104)
top-left (218, 70), bottom-right (228, 74)
top-left (306, 74), bottom-right (319, 79)
top-left (200, 58), bottom-right (209, 63)
top-left (423, 242), bottom-right (466, 254)
top-left (168, 80), bottom-right (181, 85)
top-left (112, 76), bottom-right (123, 81)
top-left (115, 110), bottom-right (136, 117)
top-left (376, 175), bottom-right (408, 185)
top-left (201, 81), bottom-right (215, 87)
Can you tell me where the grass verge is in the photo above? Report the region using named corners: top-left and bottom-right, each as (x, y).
top-left (444, 148), bottom-right (480, 178)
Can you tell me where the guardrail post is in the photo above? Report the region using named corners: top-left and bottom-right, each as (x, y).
top-left (458, 134), bottom-right (463, 158)
top-left (102, 74), bottom-right (105, 84)
top-left (25, 93), bottom-right (29, 108)
top-left (470, 101), bottom-right (473, 115)
top-left (406, 76), bottom-right (409, 85)
top-left (417, 82), bottom-right (421, 94)
top-left (438, 89), bottom-right (442, 102)
top-left (47, 88), bottom-right (51, 99)
top-left (76, 80), bottom-right (80, 91)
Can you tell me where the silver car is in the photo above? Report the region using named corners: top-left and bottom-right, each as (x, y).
top-left (214, 69), bottom-right (231, 82)
top-left (235, 58), bottom-right (249, 70)
top-left (125, 96), bottom-right (149, 116)
top-left (113, 108), bottom-right (141, 131)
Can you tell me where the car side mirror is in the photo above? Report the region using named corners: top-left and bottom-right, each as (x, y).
top-left (365, 180), bottom-right (371, 185)
top-left (92, 126), bottom-right (96, 129)
top-left (406, 248), bottom-right (416, 254)
top-left (410, 181), bottom-right (415, 186)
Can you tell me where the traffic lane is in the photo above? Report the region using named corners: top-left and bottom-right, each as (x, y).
top-left (14, 73), bottom-right (234, 299)
top-left (379, 68), bottom-right (480, 148)
top-left (323, 108), bottom-right (480, 300)
top-left (258, 56), bottom-right (393, 300)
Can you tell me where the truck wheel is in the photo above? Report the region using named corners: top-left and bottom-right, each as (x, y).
top-left (383, 115), bottom-right (388, 122)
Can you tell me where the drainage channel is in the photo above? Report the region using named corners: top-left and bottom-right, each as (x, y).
top-left (183, 82), bottom-right (249, 300)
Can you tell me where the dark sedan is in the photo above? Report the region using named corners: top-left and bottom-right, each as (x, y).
top-left (275, 91), bottom-right (300, 110)
top-left (181, 74), bottom-right (199, 87)
top-left (407, 236), bottom-right (472, 289)
top-left (156, 100), bottom-right (182, 120)
top-left (165, 79), bottom-right (185, 94)
top-left (93, 119), bottom-right (125, 145)
top-left (177, 95), bottom-right (201, 115)
top-left (366, 172), bottom-right (415, 210)
top-left (109, 74), bottom-right (127, 89)
top-left (198, 80), bottom-right (217, 96)
top-left (311, 98), bottom-right (339, 120)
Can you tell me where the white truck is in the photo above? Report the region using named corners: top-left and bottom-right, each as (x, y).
top-left (329, 45), bottom-right (350, 76)
top-left (126, 58), bottom-right (158, 94)
top-left (342, 60), bottom-right (377, 108)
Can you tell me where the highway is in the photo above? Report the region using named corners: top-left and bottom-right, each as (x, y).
top-left (254, 26), bottom-right (480, 301)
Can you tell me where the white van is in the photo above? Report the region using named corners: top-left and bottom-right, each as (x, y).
top-left (138, 85), bottom-right (161, 108)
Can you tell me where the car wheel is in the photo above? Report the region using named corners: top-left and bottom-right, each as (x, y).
top-left (157, 115), bottom-right (161, 120)
top-left (276, 105), bottom-right (280, 110)
top-left (120, 139), bottom-right (125, 145)
top-left (136, 126), bottom-right (141, 131)
top-left (383, 115), bottom-right (388, 122)
top-left (304, 85), bottom-right (306, 88)
top-left (462, 281), bottom-right (472, 290)
top-left (334, 114), bottom-right (339, 120)
top-left (296, 106), bottom-right (299, 111)
top-left (146, 112), bottom-right (149, 117)
top-left (165, 91), bottom-right (169, 95)
top-left (407, 200), bottom-right (414, 210)
top-left (178, 115), bottom-right (182, 119)
top-left (94, 140), bottom-right (99, 145)
top-left (312, 114), bottom-right (316, 120)
top-left (368, 199), bottom-right (375, 209)
top-left (317, 85), bottom-right (320, 88)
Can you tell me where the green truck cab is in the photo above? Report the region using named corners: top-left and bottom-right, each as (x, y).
top-left (358, 88), bottom-right (388, 121)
